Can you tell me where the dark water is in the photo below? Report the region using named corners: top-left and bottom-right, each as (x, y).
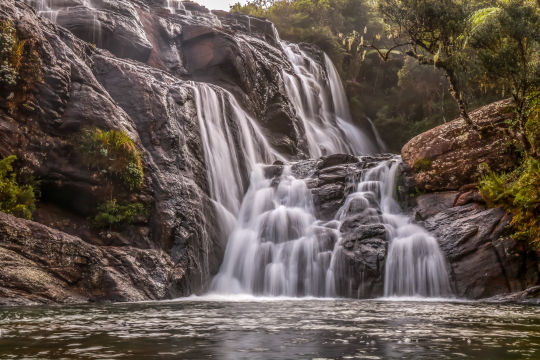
top-left (0, 296), bottom-right (539, 359)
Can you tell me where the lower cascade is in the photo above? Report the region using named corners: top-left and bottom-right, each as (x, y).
top-left (211, 157), bottom-right (452, 298)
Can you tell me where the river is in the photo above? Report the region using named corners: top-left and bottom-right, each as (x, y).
top-left (1, 297), bottom-right (538, 359)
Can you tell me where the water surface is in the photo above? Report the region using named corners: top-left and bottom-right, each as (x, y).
top-left (0, 297), bottom-right (538, 359)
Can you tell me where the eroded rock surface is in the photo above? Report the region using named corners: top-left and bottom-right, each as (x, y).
top-left (0, 211), bottom-right (180, 305)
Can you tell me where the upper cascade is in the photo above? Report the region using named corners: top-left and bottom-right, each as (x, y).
top-left (282, 43), bottom-right (377, 157)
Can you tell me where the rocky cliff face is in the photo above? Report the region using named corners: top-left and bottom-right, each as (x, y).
top-left (0, 0), bottom-right (323, 305)
top-left (402, 101), bottom-right (539, 301)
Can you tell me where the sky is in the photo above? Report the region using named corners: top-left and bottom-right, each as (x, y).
top-left (194, 0), bottom-right (247, 11)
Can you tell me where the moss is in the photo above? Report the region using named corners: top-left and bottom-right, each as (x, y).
top-left (79, 128), bottom-right (144, 190)
top-left (93, 199), bottom-right (147, 229)
top-left (0, 21), bottom-right (42, 114)
top-left (0, 155), bottom-right (37, 220)
top-left (413, 158), bottom-right (432, 171)
top-left (479, 158), bottom-right (540, 248)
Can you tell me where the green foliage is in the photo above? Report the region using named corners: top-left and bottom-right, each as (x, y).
top-left (80, 128), bottom-right (144, 190)
top-left (413, 158), bottom-right (432, 171)
top-left (0, 155), bottom-right (36, 220)
top-left (466, 0), bottom-right (540, 154)
top-left (93, 199), bottom-right (147, 229)
top-left (0, 21), bottom-right (42, 113)
top-left (479, 157), bottom-right (540, 248)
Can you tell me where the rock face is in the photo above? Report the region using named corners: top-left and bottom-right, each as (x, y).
top-left (402, 99), bottom-right (519, 191)
top-left (413, 192), bottom-right (539, 299)
top-left (0, 0), bottom-right (325, 304)
top-left (0, 211), bottom-right (180, 305)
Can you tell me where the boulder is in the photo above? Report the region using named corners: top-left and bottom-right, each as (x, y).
top-left (402, 99), bottom-right (519, 191)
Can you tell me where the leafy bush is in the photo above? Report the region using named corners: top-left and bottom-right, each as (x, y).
top-left (0, 155), bottom-right (36, 220)
top-left (80, 128), bottom-right (144, 190)
top-left (0, 21), bottom-right (42, 113)
top-left (479, 157), bottom-right (540, 248)
top-left (93, 199), bottom-right (147, 229)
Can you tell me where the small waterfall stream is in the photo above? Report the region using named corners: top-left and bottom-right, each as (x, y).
top-left (282, 43), bottom-right (376, 157)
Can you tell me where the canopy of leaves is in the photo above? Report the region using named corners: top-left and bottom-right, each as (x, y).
top-left (0, 155), bottom-right (36, 220)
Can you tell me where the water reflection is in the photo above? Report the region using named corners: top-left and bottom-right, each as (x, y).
top-left (0, 299), bottom-right (539, 359)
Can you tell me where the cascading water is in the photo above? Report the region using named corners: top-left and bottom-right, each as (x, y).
top-left (282, 43), bottom-right (377, 157)
top-left (210, 155), bottom-right (452, 298)
top-left (331, 158), bottom-right (452, 298)
top-left (211, 165), bottom-right (335, 296)
top-left (208, 32), bottom-right (451, 298)
top-left (189, 82), bottom-right (284, 219)
top-left (25, 0), bottom-right (59, 22)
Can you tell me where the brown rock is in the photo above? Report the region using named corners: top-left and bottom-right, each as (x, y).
top-left (402, 99), bottom-right (519, 191)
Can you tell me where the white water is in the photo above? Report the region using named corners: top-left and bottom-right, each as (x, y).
top-left (189, 83), bottom-right (284, 218)
top-left (282, 43), bottom-right (377, 157)
top-left (211, 157), bottom-right (452, 298)
top-left (211, 165), bottom-right (334, 296)
top-left (338, 158), bottom-right (452, 298)
top-left (27, 0), bottom-right (59, 22)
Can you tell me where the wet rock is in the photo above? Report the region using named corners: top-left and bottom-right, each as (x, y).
top-left (414, 195), bottom-right (539, 299)
top-left (318, 154), bottom-right (359, 170)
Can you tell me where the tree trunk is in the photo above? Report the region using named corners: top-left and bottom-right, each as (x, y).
top-left (444, 69), bottom-right (479, 131)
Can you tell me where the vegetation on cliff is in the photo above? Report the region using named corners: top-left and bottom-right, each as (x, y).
top-left (93, 199), bottom-right (147, 229)
top-left (0, 155), bottom-right (37, 220)
top-left (0, 20), bottom-right (42, 114)
top-left (79, 128), bottom-right (147, 229)
top-left (79, 128), bottom-right (144, 191)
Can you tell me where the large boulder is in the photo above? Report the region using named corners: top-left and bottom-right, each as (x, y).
top-left (402, 99), bottom-right (519, 191)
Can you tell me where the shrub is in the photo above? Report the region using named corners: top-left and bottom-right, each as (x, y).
top-left (0, 155), bottom-right (36, 220)
top-left (0, 21), bottom-right (42, 113)
top-left (479, 157), bottom-right (540, 248)
top-left (80, 128), bottom-right (144, 190)
top-left (93, 199), bottom-right (147, 229)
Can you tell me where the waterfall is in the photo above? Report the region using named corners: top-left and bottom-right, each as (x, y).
top-left (189, 82), bottom-right (284, 217)
top-left (282, 43), bottom-right (377, 157)
top-left (333, 158), bottom-right (452, 298)
top-left (26, 0), bottom-right (59, 22)
top-left (211, 165), bottom-right (334, 296)
top-left (21, 0), bottom-right (449, 298)
top-left (210, 156), bottom-right (452, 298)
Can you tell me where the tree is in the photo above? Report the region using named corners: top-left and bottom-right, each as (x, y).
top-left (467, 0), bottom-right (540, 155)
top-left (371, 0), bottom-right (481, 129)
